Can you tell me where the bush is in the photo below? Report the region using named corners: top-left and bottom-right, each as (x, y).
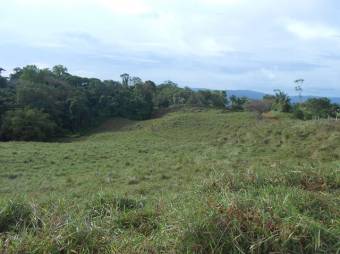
top-left (229, 95), bottom-right (248, 111)
top-left (292, 105), bottom-right (305, 120)
top-left (245, 100), bottom-right (271, 119)
top-left (0, 107), bottom-right (57, 141)
top-left (295, 98), bottom-right (338, 120)
top-left (187, 90), bottom-right (227, 108)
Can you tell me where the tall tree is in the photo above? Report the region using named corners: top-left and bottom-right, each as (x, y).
top-left (52, 65), bottom-right (68, 78)
top-left (120, 73), bottom-right (130, 86)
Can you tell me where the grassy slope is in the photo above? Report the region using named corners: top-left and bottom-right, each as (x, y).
top-left (0, 108), bottom-right (339, 253)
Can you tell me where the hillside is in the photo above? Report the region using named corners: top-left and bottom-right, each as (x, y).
top-left (0, 108), bottom-right (339, 253)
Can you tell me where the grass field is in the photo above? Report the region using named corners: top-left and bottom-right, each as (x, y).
top-left (0, 108), bottom-right (339, 253)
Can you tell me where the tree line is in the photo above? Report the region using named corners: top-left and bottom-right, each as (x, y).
top-left (229, 89), bottom-right (340, 120)
top-left (0, 65), bottom-right (227, 141)
top-left (1, 65), bottom-right (339, 141)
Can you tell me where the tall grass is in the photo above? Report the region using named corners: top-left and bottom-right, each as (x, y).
top-left (0, 108), bottom-right (339, 253)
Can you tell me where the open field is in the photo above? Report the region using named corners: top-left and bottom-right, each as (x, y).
top-left (0, 108), bottom-right (339, 253)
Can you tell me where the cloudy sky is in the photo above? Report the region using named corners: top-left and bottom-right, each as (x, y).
top-left (1, 0), bottom-right (340, 96)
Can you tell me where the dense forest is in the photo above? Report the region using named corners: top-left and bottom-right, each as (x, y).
top-left (0, 65), bottom-right (226, 141)
top-left (0, 65), bottom-right (339, 141)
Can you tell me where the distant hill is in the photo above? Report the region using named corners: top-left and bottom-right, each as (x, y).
top-left (192, 88), bottom-right (267, 100)
top-left (192, 88), bottom-right (340, 103)
top-left (227, 90), bottom-right (267, 100)
top-left (227, 90), bottom-right (340, 104)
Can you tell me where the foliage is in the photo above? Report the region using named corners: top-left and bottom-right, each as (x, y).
top-left (187, 90), bottom-right (227, 108)
top-left (296, 97), bottom-right (338, 120)
top-left (244, 100), bottom-right (271, 119)
top-left (0, 65), bottom-right (230, 141)
top-left (0, 86), bottom-right (16, 124)
top-left (153, 81), bottom-right (191, 108)
top-left (0, 77), bottom-right (7, 89)
top-left (0, 107), bottom-right (57, 141)
top-left (229, 95), bottom-right (248, 111)
top-left (272, 89), bottom-right (291, 112)
top-left (292, 104), bottom-right (305, 120)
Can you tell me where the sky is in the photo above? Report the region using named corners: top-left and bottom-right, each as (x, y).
top-left (1, 0), bottom-right (340, 96)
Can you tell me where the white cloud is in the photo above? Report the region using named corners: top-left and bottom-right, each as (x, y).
top-left (197, 38), bottom-right (235, 56)
top-left (9, 0), bottom-right (151, 15)
top-left (260, 68), bottom-right (276, 80)
top-left (98, 0), bottom-right (152, 15)
top-left (285, 20), bottom-right (339, 40)
top-left (2, 0), bottom-right (340, 96)
top-left (10, 0), bottom-right (89, 7)
top-left (200, 0), bottom-right (242, 5)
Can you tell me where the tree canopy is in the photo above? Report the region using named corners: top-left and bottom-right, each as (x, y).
top-left (0, 65), bottom-right (228, 141)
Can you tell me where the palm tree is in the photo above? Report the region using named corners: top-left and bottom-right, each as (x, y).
top-left (273, 89), bottom-right (291, 112)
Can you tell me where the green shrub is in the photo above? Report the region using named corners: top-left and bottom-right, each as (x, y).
top-left (292, 106), bottom-right (305, 120)
top-left (0, 107), bottom-right (57, 141)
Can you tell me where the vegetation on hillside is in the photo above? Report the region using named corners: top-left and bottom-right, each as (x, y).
top-left (0, 65), bottom-right (227, 141)
top-left (230, 89), bottom-right (340, 121)
top-left (1, 65), bottom-right (340, 252)
top-left (0, 109), bottom-right (339, 253)
top-left (2, 65), bottom-right (339, 142)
